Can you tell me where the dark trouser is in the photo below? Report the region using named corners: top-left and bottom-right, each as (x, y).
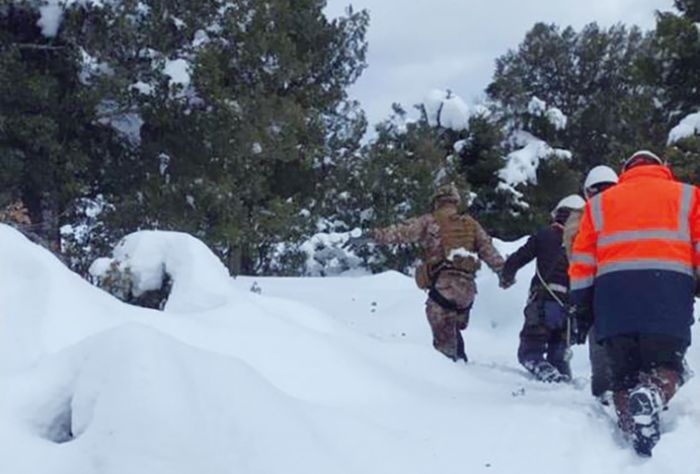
top-left (517, 297), bottom-right (570, 377)
top-left (605, 334), bottom-right (688, 433)
top-left (589, 326), bottom-right (612, 397)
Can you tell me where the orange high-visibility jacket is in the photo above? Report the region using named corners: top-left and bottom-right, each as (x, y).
top-left (569, 165), bottom-right (700, 342)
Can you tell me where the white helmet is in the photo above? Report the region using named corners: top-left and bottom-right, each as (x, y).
top-left (553, 194), bottom-right (585, 214)
top-left (584, 165), bottom-right (619, 198)
top-left (621, 150), bottom-right (664, 171)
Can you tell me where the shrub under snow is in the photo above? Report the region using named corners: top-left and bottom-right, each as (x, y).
top-left (89, 231), bottom-right (233, 312)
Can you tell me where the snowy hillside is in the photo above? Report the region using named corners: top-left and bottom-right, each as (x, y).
top-left (1, 225), bottom-right (698, 474)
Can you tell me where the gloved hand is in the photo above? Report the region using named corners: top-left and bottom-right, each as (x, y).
top-left (567, 304), bottom-right (592, 345)
top-left (498, 272), bottom-right (515, 289)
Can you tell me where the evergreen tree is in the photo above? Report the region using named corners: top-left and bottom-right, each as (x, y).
top-left (0, 4), bottom-right (128, 251)
top-left (483, 21), bottom-right (678, 239)
top-left (649, 0), bottom-right (700, 184)
top-left (2, 0), bottom-right (369, 276)
top-left (648, 0), bottom-right (700, 117)
top-left (332, 105), bottom-right (454, 272)
top-left (488, 22), bottom-right (663, 172)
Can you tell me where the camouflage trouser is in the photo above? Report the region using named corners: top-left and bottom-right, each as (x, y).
top-left (425, 271), bottom-right (476, 362)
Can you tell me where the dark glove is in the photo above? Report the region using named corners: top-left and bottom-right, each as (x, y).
top-left (498, 272), bottom-right (515, 289)
top-left (567, 304), bottom-right (592, 345)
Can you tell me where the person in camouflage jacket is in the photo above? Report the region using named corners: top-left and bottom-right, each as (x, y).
top-left (368, 184), bottom-right (506, 362)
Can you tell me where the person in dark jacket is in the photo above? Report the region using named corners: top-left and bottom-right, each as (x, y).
top-left (500, 194), bottom-right (585, 383)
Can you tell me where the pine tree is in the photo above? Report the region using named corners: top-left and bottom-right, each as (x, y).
top-left (3, 0), bottom-right (369, 276)
top-left (0, 4), bottom-right (128, 251)
top-left (649, 1), bottom-right (700, 184)
top-left (485, 21), bottom-right (670, 238)
top-left (488, 22), bottom-right (663, 171)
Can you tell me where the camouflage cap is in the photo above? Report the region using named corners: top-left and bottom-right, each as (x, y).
top-left (432, 183), bottom-right (461, 206)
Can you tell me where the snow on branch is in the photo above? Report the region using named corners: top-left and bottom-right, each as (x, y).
top-left (668, 111), bottom-right (700, 145)
top-left (423, 89), bottom-right (470, 131)
top-left (497, 131), bottom-right (572, 210)
top-left (528, 96), bottom-right (567, 130)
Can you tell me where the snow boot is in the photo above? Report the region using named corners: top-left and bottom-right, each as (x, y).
top-left (530, 361), bottom-right (570, 383)
top-left (613, 390), bottom-right (633, 436)
top-left (628, 385), bottom-right (663, 457)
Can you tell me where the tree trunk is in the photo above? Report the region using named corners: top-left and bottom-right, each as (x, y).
top-left (227, 243), bottom-right (242, 276)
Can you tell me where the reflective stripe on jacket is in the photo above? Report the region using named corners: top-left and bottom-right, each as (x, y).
top-left (569, 165), bottom-right (700, 342)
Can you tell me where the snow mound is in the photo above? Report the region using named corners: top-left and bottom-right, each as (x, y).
top-left (3, 324), bottom-right (342, 474)
top-left (90, 230), bottom-right (233, 313)
top-left (0, 224), bottom-right (141, 372)
top-left (1, 223), bottom-right (698, 474)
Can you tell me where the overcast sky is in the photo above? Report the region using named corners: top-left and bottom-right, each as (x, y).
top-left (324, 0), bottom-right (672, 129)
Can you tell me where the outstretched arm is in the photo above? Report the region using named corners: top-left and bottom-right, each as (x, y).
top-left (474, 222), bottom-right (505, 274)
top-left (501, 233), bottom-right (538, 283)
top-left (372, 216), bottom-right (429, 245)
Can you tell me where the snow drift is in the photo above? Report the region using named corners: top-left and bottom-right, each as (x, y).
top-left (90, 230), bottom-right (234, 312)
top-left (1, 224), bottom-right (698, 474)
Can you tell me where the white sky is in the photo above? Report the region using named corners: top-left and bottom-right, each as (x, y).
top-left (324, 0), bottom-right (673, 129)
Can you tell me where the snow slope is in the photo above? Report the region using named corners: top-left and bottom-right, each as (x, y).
top-left (1, 225), bottom-right (698, 474)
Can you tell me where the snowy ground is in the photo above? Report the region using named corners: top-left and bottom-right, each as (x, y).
top-left (1, 225), bottom-right (698, 474)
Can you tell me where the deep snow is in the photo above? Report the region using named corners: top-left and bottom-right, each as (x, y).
top-left (1, 225), bottom-right (698, 474)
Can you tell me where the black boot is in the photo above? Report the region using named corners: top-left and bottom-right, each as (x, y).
top-left (628, 385), bottom-right (663, 457)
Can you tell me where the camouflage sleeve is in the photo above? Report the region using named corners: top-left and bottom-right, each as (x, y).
top-left (474, 221), bottom-right (505, 273)
top-left (371, 215), bottom-right (429, 245)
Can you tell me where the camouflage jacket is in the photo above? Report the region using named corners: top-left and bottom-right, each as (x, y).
top-left (371, 208), bottom-right (504, 275)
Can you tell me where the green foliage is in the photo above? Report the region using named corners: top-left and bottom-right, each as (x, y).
top-left (674, 0), bottom-right (700, 23)
top-left (648, 8), bottom-right (700, 119)
top-left (325, 105), bottom-right (450, 272)
top-left (482, 21), bottom-right (687, 239)
top-left (489, 22), bottom-right (664, 171)
top-left (0, 5), bottom-right (124, 246)
top-left (2, 0), bottom-right (368, 276)
top-left (5, 1), bottom-right (700, 280)
top-left (666, 139), bottom-right (700, 185)
top-left (654, 1), bottom-right (700, 185)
